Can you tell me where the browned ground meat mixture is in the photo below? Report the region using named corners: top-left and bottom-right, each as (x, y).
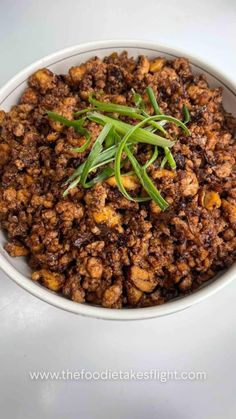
top-left (0, 52), bottom-right (236, 308)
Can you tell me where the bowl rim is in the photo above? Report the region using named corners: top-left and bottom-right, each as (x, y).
top-left (0, 39), bottom-right (235, 320)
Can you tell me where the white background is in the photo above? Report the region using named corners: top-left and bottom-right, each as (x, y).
top-left (0, 1), bottom-right (236, 418)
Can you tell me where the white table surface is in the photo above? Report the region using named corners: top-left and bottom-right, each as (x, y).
top-left (0, 1), bottom-right (236, 418)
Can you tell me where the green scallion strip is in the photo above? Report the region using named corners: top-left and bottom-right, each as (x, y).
top-left (144, 126), bottom-right (155, 132)
top-left (131, 88), bottom-right (145, 109)
top-left (182, 104), bottom-right (191, 123)
top-left (143, 146), bottom-right (158, 170)
top-left (74, 107), bottom-right (94, 116)
top-left (146, 86), bottom-right (162, 115)
top-left (89, 95), bottom-right (168, 136)
top-left (115, 157), bottom-right (151, 202)
top-left (115, 117), bottom-right (169, 209)
top-left (63, 156), bottom-right (116, 195)
top-left (63, 176), bottom-right (81, 196)
top-left (105, 126), bottom-right (117, 148)
top-left (131, 89), bottom-right (150, 118)
top-left (65, 143), bottom-right (123, 186)
top-left (47, 111), bottom-right (90, 141)
top-left (160, 156), bottom-right (168, 168)
top-left (164, 146), bottom-right (176, 169)
top-left (93, 108), bottom-right (190, 136)
top-left (88, 112), bottom-right (174, 148)
top-left (80, 123), bottom-right (112, 188)
top-left (89, 95), bottom-right (142, 117)
top-left (146, 114), bottom-right (191, 135)
top-left (125, 147), bottom-right (168, 210)
top-left (72, 137), bottom-right (91, 153)
top-left (63, 164), bottom-right (85, 186)
top-left (85, 167), bottom-right (115, 188)
top-left (141, 109), bottom-right (150, 118)
top-left (146, 86), bottom-right (176, 171)
top-left (133, 114), bottom-right (168, 136)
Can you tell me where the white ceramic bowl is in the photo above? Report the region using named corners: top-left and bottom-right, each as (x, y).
top-left (0, 40), bottom-right (235, 320)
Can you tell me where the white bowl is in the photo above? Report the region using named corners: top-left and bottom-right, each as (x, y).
top-left (0, 40), bottom-right (235, 320)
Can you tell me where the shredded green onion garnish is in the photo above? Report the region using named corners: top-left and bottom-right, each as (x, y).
top-left (74, 107), bottom-right (94, 116)
top-left (143, 146), bottom-right (158, 170)
top-left (146, 86), bottom-right (162, 115)
top-left (104, 126), bottom-right (120, 149)
top-left (160, 156), bottom-right (168, 168)
top-left (126, 147), bottom-right (169, 210)
top-left (47, 87), bottom-right (191, 210)
top-left (63, 156), bottom-right (116, 196)
top-left (146, 86), bottom-right (177, 171)
top-left (85, 166), bottom-right (115, 188)
top-left (182, 104), bottom-right (191, 123)
top-left (47, 111), bottom-right (90, 141)
top-left (131, 89), bottom-right (145, 109)
top-left (115, 116), bottom-right (169, 209)
top-left (65, 144), bottom-right (121, 186)
top-left (80, 123), bottom-right (112, 188)
top-left (72, 138), bottom-right (91, 153)
top-left (88, 112), bottom-right (174, 148)
top-left (164, 147), bottom-right (176, 169)
top-left (89, 95), bottom-right (142, 118)
top-left (89, 94), bottom-right (168, 136)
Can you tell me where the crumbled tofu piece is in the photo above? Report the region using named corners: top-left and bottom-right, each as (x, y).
top-left (29, 69), bottom-right (56, 93)
top-left (102, 283), bottom-right (122, 308)
top-left (69, 65), bottom-right (87, 83)
top-left (149, 58), bottom-right (166, 73)
top-left (180, 171), bottom-right (199, 196)
top-left (86, 257), bottom-right (103, 279)
top-left (152, 169), bottom-right (175, 179)
top-left (5, 242), bottom-right (29, 257)
top-left (137, 56), bottom-right (150, 75)
top-left (92, 205), bottom-right (123, 233)
top-left (106, 174), bottom-right (139, 190)
top-left (129, 266), bottom-right (157, 292)
top-left (0, 143), bottom-right (10, 165)
top-left (32, 270), bottom-right (65, 291)
top-left (126, 283), bottom-right (143, 305)
top-left (150, 200), bottom-right (162, 214)
top-left (222, 200), bottom-right (236, 224)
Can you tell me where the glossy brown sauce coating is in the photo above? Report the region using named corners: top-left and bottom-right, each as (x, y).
top-left (0, 52), bottom-right (235, 308)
